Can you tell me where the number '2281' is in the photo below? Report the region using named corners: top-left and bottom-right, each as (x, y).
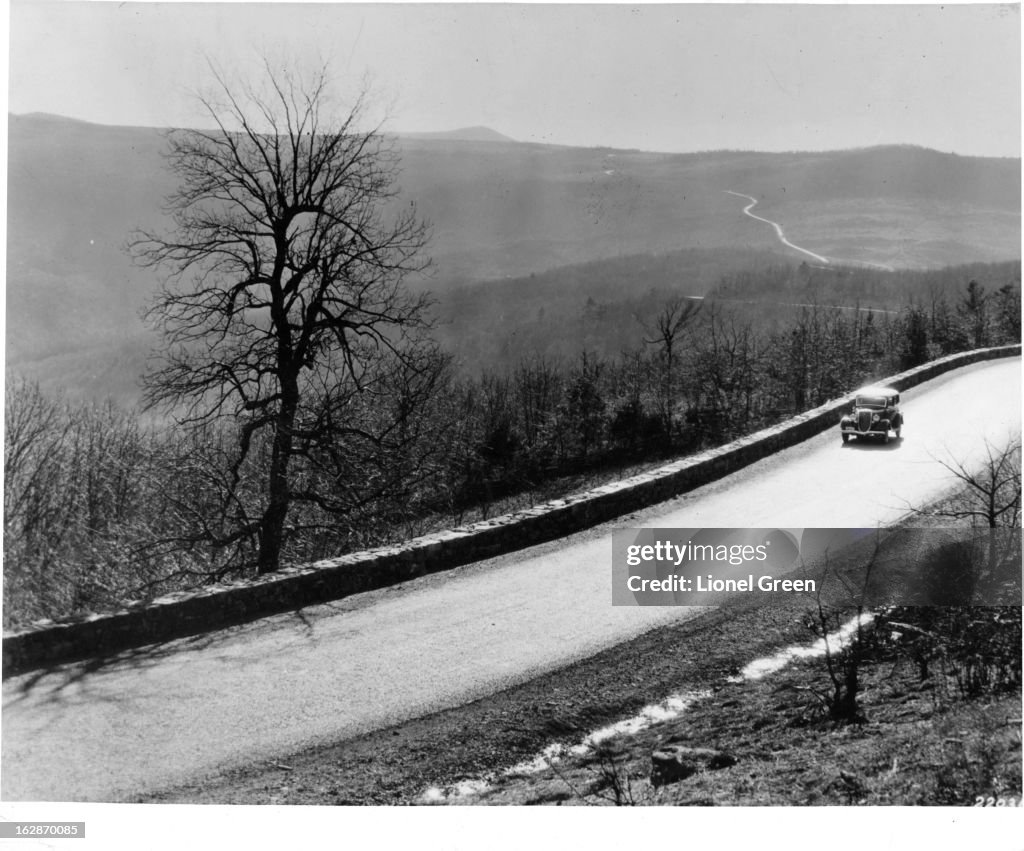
top-left (973, 796), bottom-right (1021, 807)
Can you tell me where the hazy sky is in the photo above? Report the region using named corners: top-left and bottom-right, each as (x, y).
top-left (7, 2), bottom-right (1022, 157)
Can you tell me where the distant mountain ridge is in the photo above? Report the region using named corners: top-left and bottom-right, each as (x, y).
top-left (14, 112), bottom-right (1023, 160)
top-left (6, 111), bottom-right (1020, 402)
top-left (14, 112), bottom-right (518, 143)
top-left (396, 126), bottom-right (515, 143)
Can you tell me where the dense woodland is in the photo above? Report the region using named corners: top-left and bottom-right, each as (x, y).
top-left (4, 261), bottom-right (1020, 627)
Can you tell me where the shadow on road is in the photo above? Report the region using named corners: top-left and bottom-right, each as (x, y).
top-left (840, 436), bottom-right (905, 451)
top-left (3, 600), bottom-right (350, 705)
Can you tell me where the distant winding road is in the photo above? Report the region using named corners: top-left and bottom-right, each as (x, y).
top-left (725, 190), bottom-right (831, 264)
top-left (2, 358), bottom-right (1020, 802)
top-left (725, 190), bottom-right (896, 271)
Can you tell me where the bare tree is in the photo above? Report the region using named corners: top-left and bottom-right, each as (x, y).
top-left (642, 295), bottom-right (701, 435)
top-left (916, 438), bottom-right (1022, 594)
top-left (130, 61), bottom-right (438, 574)
top-left (692, 303), bottom-right (761, 437)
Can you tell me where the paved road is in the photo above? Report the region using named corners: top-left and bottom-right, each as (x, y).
top-left (725, 189), bottom-right (896, 271)
top-left (725, 190), bottom-right (831, 264)
top-left (2, 358), bottom-right (1019, 801)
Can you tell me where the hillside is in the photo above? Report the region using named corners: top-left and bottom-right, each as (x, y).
top-left (433, 256), bottom-right (1021, 374)
top-left (5, 113), bottom-right (1020, 401)
top-left (397, 126), bottom-right (515, 143)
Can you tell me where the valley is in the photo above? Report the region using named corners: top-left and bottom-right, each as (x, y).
top-left (6, 113), bottom-right (1020, 402)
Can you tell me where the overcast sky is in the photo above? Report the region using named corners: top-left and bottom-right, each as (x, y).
top-left (7, 2), bottom-right (1021, 157)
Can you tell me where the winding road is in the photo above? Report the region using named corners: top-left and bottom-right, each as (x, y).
top-left (726, 190), bottom-right (831, 264)
top-left (2, 358), bottom-right (1020, 801)
top-left (725, 190), bottom-right (896, 271)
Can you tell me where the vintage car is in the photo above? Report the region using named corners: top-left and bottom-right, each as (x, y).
top-left (839, 386), bottom-right (903, 444)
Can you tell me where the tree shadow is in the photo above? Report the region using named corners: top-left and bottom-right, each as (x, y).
top-left (4, 600), bottom-right (346, 706)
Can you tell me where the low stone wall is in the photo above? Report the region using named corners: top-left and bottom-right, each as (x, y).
top-left (4, 344), bottom-right (1019, 676)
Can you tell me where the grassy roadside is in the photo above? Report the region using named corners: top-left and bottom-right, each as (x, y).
top-left (472, 627), bottom-right (1021, 806)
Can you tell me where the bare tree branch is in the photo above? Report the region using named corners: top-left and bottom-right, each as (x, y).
top-left (129, 59), bottom-right (439, 574)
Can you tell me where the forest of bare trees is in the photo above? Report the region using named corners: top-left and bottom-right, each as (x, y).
top-left (5, 270), bottom-right (1020, 628)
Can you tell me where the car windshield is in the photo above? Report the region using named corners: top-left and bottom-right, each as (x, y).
top-left (855, 396), bottom-right (887, 408)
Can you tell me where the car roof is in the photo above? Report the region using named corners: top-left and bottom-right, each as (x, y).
top-left (855, 386), bottom-right (899, 396)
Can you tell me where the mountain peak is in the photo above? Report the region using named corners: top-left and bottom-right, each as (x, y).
top-left (14, 111), bottom-right (93, 125)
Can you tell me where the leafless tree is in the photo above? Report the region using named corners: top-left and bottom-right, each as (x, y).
top-left (915, 438), bottom-right (1022, 594)
top-left (130, 60), bottom-right (439, 574)
top-left (692, 303), bottom-right (761, 436)
top-left (806, 535), bottom-right (885, 723)
top-left (642, 295), bottom-right (701, 434)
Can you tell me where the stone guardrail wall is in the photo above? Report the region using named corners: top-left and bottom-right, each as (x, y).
top-left (3, 344), bottom-right (1019, 676)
